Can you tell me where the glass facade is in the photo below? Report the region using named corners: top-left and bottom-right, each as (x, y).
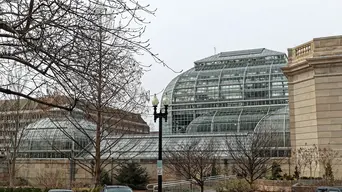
top-left (162, 48), bottom-right (289, 137)
top-left (16, 48), bottom-right (290, 159)
top-left (18, 117), bottom-right (96, 158)
top-left (92, 134), bottom-right (291, 160)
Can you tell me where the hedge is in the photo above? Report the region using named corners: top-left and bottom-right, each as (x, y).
top-left (0, 187), bottom-right (103, 192)
top-left (0, 188), bottom-right (43, 192)
top-left (72, 187), bottom-right (102, 192)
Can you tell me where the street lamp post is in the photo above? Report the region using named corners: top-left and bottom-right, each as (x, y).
top-left (152, 94), bottom-right (169, 192)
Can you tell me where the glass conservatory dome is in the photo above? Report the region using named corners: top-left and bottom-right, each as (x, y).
top-left (185, 106), bottom-right (289, 147)
top-left (161, 48), bottom-right (289, 135)
top-left (19, 117), bottom-right (96, 158)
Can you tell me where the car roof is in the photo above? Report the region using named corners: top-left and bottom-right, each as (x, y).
top-left (316, 186), bottom-right (342, 191)
top-left (105, 185), bottom-right (130, 188)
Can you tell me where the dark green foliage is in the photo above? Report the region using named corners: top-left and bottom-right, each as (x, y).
top-left (101, 169), bottom-right (112, 185)
top-left (211, 160), bottom-right (218, 176)
top-left (271, 161), bottom-right (282, 180)
top-left (0, 188), bottom-right (43, 192)
top-left (31, 188), bottom-right (41, 192)
top-left (324, 162), bottom-right (334, 181)
top-left (16, 177), bottom-right (29, 186)
top-left (114, 161), bottom-right (150, 190)
top-left (293, 165), bottom-right (300, 180)
top-left (282, 173), bottom-right (294, 180)
top-left (90, 187), bottom-right (103, 192)
top-left (13, 188), bottom-right (22, 192)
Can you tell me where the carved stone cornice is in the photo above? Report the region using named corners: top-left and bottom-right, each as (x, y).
top-left (282, 35), bottom-right (342, 78)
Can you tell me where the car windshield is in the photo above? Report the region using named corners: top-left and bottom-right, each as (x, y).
top-left (316, 189), bottom-right (340, 192)
top-left (316, 189), bottom-right (327, 192)
top-left (106, 188), bottom-right (132, 192)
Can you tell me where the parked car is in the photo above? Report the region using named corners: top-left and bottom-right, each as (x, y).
top-left (48, 189), bottom-right (73, 192)
top-left (102, 185), bottom-right (133, 192)
top-left (316, 186), bottom-right (342, 192)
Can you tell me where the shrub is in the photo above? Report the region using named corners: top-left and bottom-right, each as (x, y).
top-left (282, 173), bottom-right (294, 181)
top-left (0, 188), bottom-right (43, 192)
top-left (271, 161), bottom-right (282, 180)
top-left (101, 169), bottom-right (112, 185)
top-left (293, 165), bottom-right (300, 180)
top-left (324, 162), bottom-right (334, 181)
top-left (15, 177), bottom-right (29, 186)
top-left (114, 161), bottom-right (150, 190)
top-left (36, 170), bottom-right (67, 188)
top-left (211, 160), bottom-right (219, 176)
top-left (215, 179), bottom-right (255, 192)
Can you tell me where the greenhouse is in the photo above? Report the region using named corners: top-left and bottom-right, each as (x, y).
top-left (85, 133), bottom-right (291, 160)
top-left (161, 48), bottom-right (289, 135)
top-left (16, 48), bottom-right (291, 159)
top-left (18, 117), bottom-right (96, 158)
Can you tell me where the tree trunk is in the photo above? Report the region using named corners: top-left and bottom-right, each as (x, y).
top-left (246, 177), bottom-right (253, 189)
top-left (94, 20), bottom-right (103, 186)
top-left (95, 121), bottom-right (101, 186)
top-left (9, 158), bottom-right (16, 187)
top-left (10, 96), bottom-right (20, 187)
top-left (200, 184), bottom-right (204, 192)
top-left (248, 180), bottom-right (254, 190)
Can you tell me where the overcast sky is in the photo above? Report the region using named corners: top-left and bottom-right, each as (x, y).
top-left (140, 0), bottom-right (342, 129)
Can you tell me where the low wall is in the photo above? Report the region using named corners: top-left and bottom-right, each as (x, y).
top-left (10, 158), bottom-right (298, 188)
top-left (255, 180), bottom-right (295, 192)
top-left (16, 159), bottom-right (89, 187)
top-left (14, 159), bottom-right (182, 187)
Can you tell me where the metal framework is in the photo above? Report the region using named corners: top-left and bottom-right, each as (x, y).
top-left (15, 48), bottom-right (291, 160)
top-left (162, 48), bottom-right (289, 136)
top-left (18, 117), bottom-right (96, 158)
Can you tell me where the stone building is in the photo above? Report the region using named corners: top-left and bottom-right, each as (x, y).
top-left (5, 35), bottom-right (342, 186)
top-left (282, 35), bottom-right (342, 176)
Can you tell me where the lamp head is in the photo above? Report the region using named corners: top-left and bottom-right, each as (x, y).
top-left (162, 93), bottom-right (169, 106)
top-left (151, 94), bottom-right (159, 107)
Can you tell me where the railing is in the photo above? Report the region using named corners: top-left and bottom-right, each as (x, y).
top-left (287, 41), bottom-right (314, 65)
top-left (295, 42), bottom-right (312, 57)
top-left (146, 175), bottom-right (235, 192)
top-left (146, 180), bottom-right (193, 192)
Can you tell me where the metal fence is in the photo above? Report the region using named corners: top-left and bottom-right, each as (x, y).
top-left (146, 175), bottom-right (234, 192)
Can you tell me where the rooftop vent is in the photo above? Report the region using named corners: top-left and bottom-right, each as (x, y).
top-left (219, 48), bottom-right (265, 57)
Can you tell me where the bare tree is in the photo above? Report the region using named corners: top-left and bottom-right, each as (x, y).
top-left (293, 144), bottom-right (318, 178)
top-left (164, 138), bottom-right (220, 192)
top-left (225, 130), bottom-right (282, 187)
top-left (0, 0), bottom-right (179, 187)
top-left (303, 145), bottom-right (318, 178)
top-left (294, 144), bottom-right (339, 180)
top-left (318, 146), bottom-right (339, 181)
top-left (38, 14), bottom-right (153, 185)
top-left (36, 169), bottom-right (68, 189)
top-left (0, 0), bottom-right (175, 110)
top-left (0, 68), bottom-right (36, 186)
top-left (66, 11), bottom-right (150, 186)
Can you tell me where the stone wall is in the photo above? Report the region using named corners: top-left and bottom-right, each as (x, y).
top-left (282, 35), bottom-right (342, 177)
top-left (14, 159), bottom-right (183, 187)
top-left (12, 158), bottom-right (296, 187)
top-left (13, 158), bottom-right (241, 187)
